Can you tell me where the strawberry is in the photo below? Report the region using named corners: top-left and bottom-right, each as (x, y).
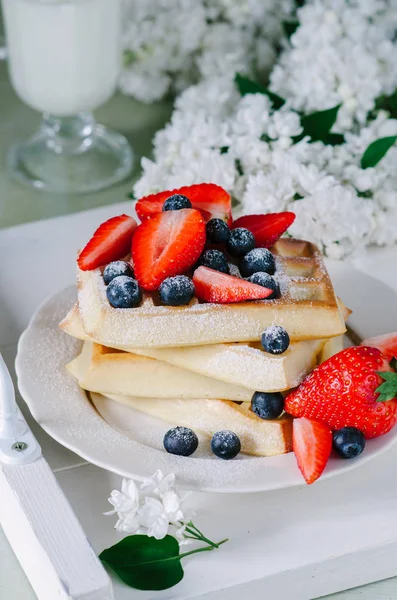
top-left (293, 418), bottom-right (332, 484)
top-left (132, 208), bottom-right (206, 291)
top-left (232, 212), bottom-right (295, 248)
top-left (285, 346), bottom-right (397, 439)
top-left (136, 183), bottom-right (232, 224)
top-left (193, 266), bottom-right (273, 303)
top-left (361, 332), bottom-right (397, 362)
top-left (77, 214), bottom-right (137, 271)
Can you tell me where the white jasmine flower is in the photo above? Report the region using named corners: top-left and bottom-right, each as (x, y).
top-left (106, 471), bottom-right (192, 542)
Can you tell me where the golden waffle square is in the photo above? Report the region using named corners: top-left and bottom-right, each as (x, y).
top-left (95, 393), bottom-right (293, 457)
top-left (67, 341), bottom-right (255, 400)
top-left (61, 307), bottom-right (330, 392)
top-left (75, 238), bottom-right (346, 348)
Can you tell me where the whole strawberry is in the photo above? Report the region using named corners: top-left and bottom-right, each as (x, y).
top-left (284, 346), bottom-right (397, 439)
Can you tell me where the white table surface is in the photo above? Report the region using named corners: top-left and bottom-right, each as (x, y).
top-left (1, 203), bottom-right (397, 600)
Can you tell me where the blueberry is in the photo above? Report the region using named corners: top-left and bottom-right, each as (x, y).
top-left (226, 228), bottom-right (255, 258)
top-left (248, 272), bottom-right (280, 299)
top-left (333, 427), bottom-right (366, 459)
top-left (106, 276), bottom-right (142, 308)
top-left (163, 426), bottom-right (199, 456)
top-left (206, 218), bottom-right (230, 244)
top-left (211, 430), bottom-right (241, 460)
top-left (251, 391), bottom-right (284, 420)
top-left (239, 248), bottom-right (276, 277)
top-left (197, 249), bottom-right (229, 273)
top-left (103, 261), bottom-right (135, 285)
top-left (162, 194), bottom-right (192, 211)
top-left (261, 325), bottom-right (290, 354)
top-left (159, 275), bottom-right (195, 306)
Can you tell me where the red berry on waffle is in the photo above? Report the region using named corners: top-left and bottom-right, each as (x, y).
top-left (193, 266), bottom-right (273, 303)
top-left (293, 418), bottom-right (332, 484)
top-left (285, 346), bottom-right (397, 439)
top-left (232, 212), bottom-right (295, 248)
top-left (132, 208), bottom-right (206, 291)
top-left (136, 183), bottom-right (232, 224)
top-left (78, 215), bottom-right (137, 271)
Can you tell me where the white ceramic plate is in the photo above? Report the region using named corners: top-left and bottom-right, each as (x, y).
top-left (15, 262), bottom-right (397, 493)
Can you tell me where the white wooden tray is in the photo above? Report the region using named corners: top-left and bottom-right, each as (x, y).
top-left (1, 204), bottom-right (397, 600)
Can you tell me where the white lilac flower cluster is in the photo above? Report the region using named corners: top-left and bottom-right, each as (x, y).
top-left (270, 0), bottom-right (397, 131)
top-left (133, 1), bottom-right (397, 259)
top-left (119, 0), bottom-right (294, 103)
top-left (106, 470), bottom-right (192, 542)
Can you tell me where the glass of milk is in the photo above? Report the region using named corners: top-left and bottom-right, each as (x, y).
top-left (1, 0), bottom-right (133, 193)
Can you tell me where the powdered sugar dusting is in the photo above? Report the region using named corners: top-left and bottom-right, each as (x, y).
top-left (17, 287), bottom-right (298, 491)
top-left (76, 238), bottom-right (343, 347)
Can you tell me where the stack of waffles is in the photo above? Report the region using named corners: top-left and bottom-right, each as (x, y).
top-left (61, 237), bottom-right (349, 458)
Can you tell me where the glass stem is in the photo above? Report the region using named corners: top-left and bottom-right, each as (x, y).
top-left (41, 112), bottom-right (96, 155)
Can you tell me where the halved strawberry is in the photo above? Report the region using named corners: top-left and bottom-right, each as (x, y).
top-left (293, 418), bottom-right (332, 484)
top-left (132, 209), bottom-right (206, 291)
top-left (193, 266), bottom-right (273, 303)
top-left (232, 212), bottom-right (295, 248)
top-left (77, 214), bottom-right (137, 271)
top-left (361, 332), bottom-right (397, 362)
top-left (136, 183), bottom-right (232, 224)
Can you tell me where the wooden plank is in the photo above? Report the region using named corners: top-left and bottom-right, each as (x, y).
top-left (0, 458), bottom-right (113, 600)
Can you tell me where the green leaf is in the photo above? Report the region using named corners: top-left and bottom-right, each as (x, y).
top-left (123, 50), bottom-right (135, 67)
top-left (283, 19), bottom-right (299, 39)
top-left (375, 370), bottom-right (397, 402)
top-left (235, 159), bottom-right (244, 176)
top-left (361, 136), bottom-right (397, 169)
top-left (294, 105), bottom-right (341, 143)
top-left (100, 535), bottom-right (184, 591)
top-left (127, 192), bottom-right (135, 199)
top-left (322, 132), bottom-right (345, 145)
top-left (220, 146), bottom-right (229, 154)
top-left (374, 89), bottom-right (397, 118)
top-left (234, 73), bottom-right (286, 109)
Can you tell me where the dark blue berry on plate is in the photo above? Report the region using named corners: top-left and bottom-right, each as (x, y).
top-left (239, 248), bottom-right (276, 277)
top-left (251, 391), bottom-right (284, 420)
top-left (206, 218), bottom-right (230, 244)
top-left (261, 325), bottom-right (290, 354)
top-left (248, 272), bottom-right (280, 299)
top-left (103, 261), bottom-right (135, 285)
top-left (332, 427), bottom-right (366, 459)
top-left (106, 275), bottom-right (142, 308)
top-left (159, 275), bottom-right (195, 306)
top-left (162, 194), bottom-right (192, 211)
top-left (226, 228), bottom-right (255, 258)
top-left (211, 430), bottom-right (241, 460)
top-left (163, 426), bottom-right (199, 456)
top-left (197, 249), bottom-right (229, 273)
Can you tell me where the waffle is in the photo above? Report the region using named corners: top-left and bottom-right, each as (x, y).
top-left (123, 339), bottom-right (326, 392)
top-left (61, 308), bottom-right (329, 392)
top-left (75, 238), bottom-right (346, 348)
top-left (94, 393), bottom-right (293, 457)
top-left (67, 341), bottom-right (255, 400)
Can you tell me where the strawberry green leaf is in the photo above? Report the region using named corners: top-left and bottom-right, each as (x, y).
top-left (234, 74), bottom-right (286, 109)
top-left (375, 371), bottom-right (397, 402)
top-left (361, 136), bottom-right (397, 169)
